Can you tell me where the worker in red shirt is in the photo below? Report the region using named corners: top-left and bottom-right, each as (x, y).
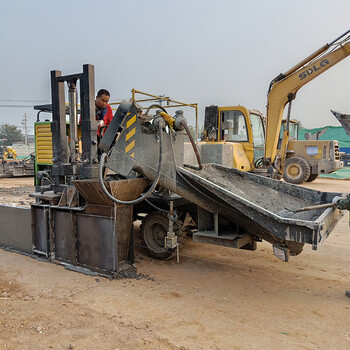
top-left (95, 89), bottom-right (113, 139)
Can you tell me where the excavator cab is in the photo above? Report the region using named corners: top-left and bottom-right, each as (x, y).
top-left (199, 105), bottom-right (265, 170)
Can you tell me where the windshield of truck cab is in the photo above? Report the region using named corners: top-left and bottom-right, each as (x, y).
top-left (221, 110), bottom-right (248, 142)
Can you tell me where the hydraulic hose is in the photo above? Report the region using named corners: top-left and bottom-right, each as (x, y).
top-left (145, 104), bottom-right (167, 115)
top-left (182, 120), bottom-right (202, 170)
top-left (145, 198), bottom-right (170, 214)
top-left (98, 125), bottom-right (165, 205)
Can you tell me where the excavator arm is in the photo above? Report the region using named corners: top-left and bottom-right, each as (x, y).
top-left (264, 29), bottom-right (350, 175)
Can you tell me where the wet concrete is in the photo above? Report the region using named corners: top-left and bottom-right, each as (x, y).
top-left (186, 164), bottom-right (342, 221)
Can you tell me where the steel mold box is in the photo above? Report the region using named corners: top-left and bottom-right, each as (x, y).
top-left (31, 205), bottom-right (50, 256)
top-left (49, 205), bottom-right (133, 273)
top-left (53, 209), bottom-right (76, 263)
top-left (76, 213), bottom-right (115, 271)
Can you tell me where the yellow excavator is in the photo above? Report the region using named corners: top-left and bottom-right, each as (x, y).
top-left (199, 107), bottom-right (343, 184)
top-left (191, 29), bottom-right (350, 182)
top-left (0, 146), bottom-right (17, 161)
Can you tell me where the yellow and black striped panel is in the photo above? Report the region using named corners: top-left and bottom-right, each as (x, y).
top-left (35, 123), bottom-right (53, 164)
top-left (125, 112), bottom-right (136, 158)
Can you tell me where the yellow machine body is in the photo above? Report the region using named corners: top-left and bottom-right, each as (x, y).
top-left (195, 105), bottom-right (265, 171)
top-left (35, 122), bottom-right (53, 165)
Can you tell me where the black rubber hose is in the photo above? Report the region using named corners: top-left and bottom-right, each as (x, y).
top-left (145, 198), bottom-right (170, 214)
top-left (98, 127), bottom-right (164, 205)
top-left (182, 121), bottom-right (202, 170)
top-left (145, 104), bottom-right (167, 115)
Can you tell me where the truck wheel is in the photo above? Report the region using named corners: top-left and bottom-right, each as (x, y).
top-left (306, 173), bottom-right (318, 182)
top-left (140, 212), bottom-right (186, 260)
top-left (283, 157), bottom-right (311, 184)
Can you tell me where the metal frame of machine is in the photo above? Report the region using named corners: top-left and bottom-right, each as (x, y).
top-left (29, 65), bottom-right (135, 274)
top-left (110, 89), bottom-right (198, 137)
top-left (0, 58), bottom-right (347, 274)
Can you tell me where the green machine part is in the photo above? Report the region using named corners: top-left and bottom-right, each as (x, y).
top-left (34, 121), bottom-right (53, 186)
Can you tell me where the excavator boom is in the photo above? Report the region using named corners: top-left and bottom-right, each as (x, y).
top-left (265, 30), bottom-right (350, 173)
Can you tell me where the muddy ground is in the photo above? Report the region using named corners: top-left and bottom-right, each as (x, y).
top-left (0, 176), bottom-right (349, 349)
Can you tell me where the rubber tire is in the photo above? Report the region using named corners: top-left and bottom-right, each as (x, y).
top-left (306, 173), bottom-right (318, 182)
top-left (283, 157), bottom-right (311, 184)
top-left (140, 212), bottom-right (186, 260)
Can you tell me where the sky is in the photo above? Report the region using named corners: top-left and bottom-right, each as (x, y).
top-left (1, 0), bottom-right (350, 136)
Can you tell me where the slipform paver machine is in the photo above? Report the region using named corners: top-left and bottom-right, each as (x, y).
top-left (0, 64), bottom-right (347, 275)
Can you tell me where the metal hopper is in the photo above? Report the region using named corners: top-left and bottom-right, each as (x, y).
top-left (177, 164), bottom-right (344, 253)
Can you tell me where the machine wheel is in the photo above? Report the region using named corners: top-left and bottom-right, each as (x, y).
top-left (283, 157), bottom-right (311, 184)
top-left (306, 173), bottom-right (318, 182)
top-left (140, 212), bottom-right (187, 260)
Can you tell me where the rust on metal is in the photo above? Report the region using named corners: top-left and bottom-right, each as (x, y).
top-left (109, 178), bottom-right (150, 204)
top-left (74, 178), bottom-right (149, 206)
top-left (73, 179), bottom-right (114, 206)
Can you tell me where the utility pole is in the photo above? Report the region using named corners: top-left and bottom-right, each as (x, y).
top-left (22, 113), bottom-right (28, 146)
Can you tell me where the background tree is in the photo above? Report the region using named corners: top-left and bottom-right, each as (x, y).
top-left (0, 124), bottom-right (23, 146)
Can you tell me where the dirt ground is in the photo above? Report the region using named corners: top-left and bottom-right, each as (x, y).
top-left (0, 177), bottom-right (34, 207)
top-left (0, 177), bottom-right (350, 349)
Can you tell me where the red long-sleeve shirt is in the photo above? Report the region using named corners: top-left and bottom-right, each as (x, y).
top-left (96, 104), bottom-right (113, 136)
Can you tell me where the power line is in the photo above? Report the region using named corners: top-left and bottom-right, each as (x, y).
top-left (0, 99), bottom-right (48, 102)
top-left (0, 104), bottom-right (37, 108)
